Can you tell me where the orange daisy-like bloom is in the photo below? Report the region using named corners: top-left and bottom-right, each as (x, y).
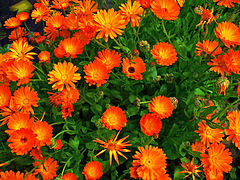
top-left (213, 0), bottom-right (237, 8)
top-left (33, 157), bottom-right (58, 180)
top-left (62, 172), bottom-right (77, 180)
top-left (217, 76), bottom-right (230, 95)
top-left (130, 145), bottom-right (167, 179)
top-left (178, 158), bottom-right (202, 180)
top-left (191, 141), bottom-right (205, 153)
top-left (151, 0), bottom-right (180, 20)
top-left (84, 60), bottom-right (109, 87)
top-left (93, 131), bottom-right (131, 165)
top-left (73, 0), bottom-right (98, 15)
top-left (0, 171), bottom-right (24, 180)
top-left (148, 96), bottom-right (174, 119)
top-left (38, 51), bottom-right (51, 63)
top-left (93, 8), bottom-right (127, 42)
top-left (51, 0), bottom-right (70, 10)
top-left (31, 5), bottom-right (50, 24)
top-left (119, 0), bottom-right (144, 27)
top-left (140, 113), bottom-right (162, 137)
top-left (9, 27), bottom-right (28, 41)
top-left (82, 161), bottom-right (103, 180)
top-left (195, 120), bottom-right (224, 147)
top-left (101, 106), bottom-right (127, 130)
top-left (215, 21), bottom-right (240, 48)
top-left (122, 57), bottom-right (146, 80)
top-left (0, 84), bottom-right (11, 108)
top-left (16, 12), bottom-right (29, 22)
top-left (225, 110), bottom-right (240, 149)
top-left (201, 143), bottom-right (232, 177)
top-left (207, 54), bottom-right (230, 76)
top-left (195, 40), bottom-right (222, 57)
top-left (48, 61), bottom-right (81, 91)
top-left (138, 0), bottom-right (152, 9)
top-left (8, 128), bottom-right (37, 155)
top-left (8, 38), bottom-right (37, 62)
top-left (94, 49), bottom-right (121, 71)
top-left (61, 103), bottom-right (74, 119)
top-left (151, 42), bottom-right (178, 66)
top-left (54, 38), bottom-right (84, 59)
top-left (13, 85), bottom-right (40, 114)
top-left (53, 139), bottom-right (63, 150)
top-left (4, 17), bottom-right (21, 29)
top-left (6, 60), bottom-right (34, 86)
top-left (61, 87), bottom-right (80, 104)
top-left (225, 49), bottom-right (240, 74)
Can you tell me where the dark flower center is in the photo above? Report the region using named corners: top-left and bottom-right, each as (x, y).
top-left (20, 136), bottom-right (27, 143)
top-left (128, 67), bottom-right (135, 73)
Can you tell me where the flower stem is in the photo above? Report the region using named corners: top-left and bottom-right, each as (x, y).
top-left (140, 101), bottom-right (150, 104)
top-left (53, 130), bottom-right (75, 139)
top-left (93, 38), bottom-right (108, 49)
top-left (161, 19), bottom-right (172, 44)
top-left (61, 157), bottom-right (73, 176)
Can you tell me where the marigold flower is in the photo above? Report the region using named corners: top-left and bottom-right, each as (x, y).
top-left (93, 8), bottom-right (127, 42)
top-left (62, 172), bottom-right (77, 180)
top-left (178, 158), bottom-right (202, 180)
top-left (201, 143), bottom-right (232, 177)
top-left (195, 40), bottom-right (222, 57)
top-left (16, 12), bottom-right (29, 22)
top-left (95, 49), bottom-right (121, 71)
top-left (151, 0), bottom-right (180, 20)
top-left (0, 97), bottom-right (18, 126)
top-left (51, 0), bottom-right (70, 10)
top-left (93, 131), bottom-right (131, 165)
top-left (48, 61), bottom-right (81, 91)
top-left (213, 0), bottom-right (237, 8)
top-left (4, 17), bottom-right (21, 29)
top-left (140, 113), bottom-right (162, 137)
top-left (9, 27), bottom-right (28, 41)
top-left (215, 21), bottom-right (240, 48)
top-left (13, 85), bottom-right (40, 114)
top-left (73, 0), bottom-right (98, 15)
top-left (33, 157), bottom-right (58, 180)
top-left (38, 51), bottom-right (51, 63)
top-left (137, 0), bottom-right (152, 9)
top-left (191, 141), bottom-right (205, 153)
top-left (61, 103), bottom-right (74, 119)
top-left (53, 139), bottom-right (63, 150)
top-left (0, 171), bottom-right (24, 180)
top-left (119, 0), bottom-right (144, 27)
top-left (61, 87), bottom-right (80, 104)
top-left (148, 96), bottom-right (174, 119)
top-left (207, 54), bottom-right (230, 76)
top-left (0, 84), bottom-right (11, 108)
top-left (30, 147), bottom-right (43, 160)
top-left (151, 42), bottom-right (178, 66)
top-left (83, 60), bottom-right (109, 87)
top-left (101, 106), bottom-right (127, 130)
top-left (31, 6), bottom-right (50, 24)
top-left (130, 145), bottom-right (167, 179)
top-left (8, 128), bottom-right (37, 155)
top-left (225, 49), bottom-right (240, 74)
top-left (82, 161), bottom-right (103, 180)
top-left (122, 57), bottom-right (146, 80)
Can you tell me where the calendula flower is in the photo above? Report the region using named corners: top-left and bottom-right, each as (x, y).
top-left (119, 0), bottom-right (144, 27)
top-left (48, 61), bottom-right (81, 91)
top-left (217, 76), bottom-right (230, 95)
top-left (148, 96), bottom-right (174, 119)
top-left (31, 5), bottom-right (50, 24)
top-left (38, 51), bottom-right (51, 63)
top-left (207, 54), bottom-right (230, 76)
top-left (30, 148), bottom-right (43, 160)
top-left (178, 158), bottom-right (202, 180)
top-left (8, 128), bottom-right (37, 155)
top-left (84, 60), bottom-right (109, 87)
top-left (140, 113), bottom-right (162, 137)
top-left (53, 139), bottom-right (63, 150)
top-left (101, 106), bottom-right (127, 131)
top-left (93, 8), bottom-right (127, 42)
top-left (61, 87), bottom-right (80, 104)
top-left (93, 131), bottom-right (131, 165)
top-left (33, 157), bottom-right (58, 180)
top-left (4, 17), bottom-right (21, 29)
top-left (9, 27), bottom-right (28, 41)
top-left (95, 49), bottom-right (122, 71)
top-left (16, 12), bottom-right (29, 22)
top-left (195, 40), bottom-right (222, 57)
top-left (215, 21), bottom-right (240, 48)
top-left (151, 42), bottom-right (178, 66)
top-left (61, 103), bottom-right (74, 119)
top-left (225, 49), bottom-right (240, 74)
top-left (82, 161), bottom-right (103, 180)
top-left (151, 0), bottom-right (180, 20)
top-left (0, 171), bottom-right (24, 180)
top-left (51, 0), bottom-right (70, 10)
top-left (73, 0), bottom-right (98, 15)
top-left (130, 145), bottom-right (168, 179)
top-left (62, 172), bottom-right (77, 180)
top-left (0, 84), bottom-right (11, 108)
top-left (201, 143), bottom-right (232, 177)
top-left (213, 0), bottom-right (237, 8)
top-left (138, 0), bottom-right (152, 9)
top-left (122, 57), bottom-right (146, 80)
top-left (13, 85), bottom-right (40, 114)
top-left (191, 141), bottom-right (205, 153)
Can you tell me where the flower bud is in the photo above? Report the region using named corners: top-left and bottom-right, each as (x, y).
top-left (95, 119), bottom-right (104, 128)
top-left (139, 40), bottom-right (150, 53)
top-left (134, 98), bottom-right (141, 107)
top-left (130, 49), bottom-right (139, 58)
top-left (164, 73), bottom-right (174, 83)
top-left (152, 75), bottom-right (161, 83)
top-left (170, 97), bottom-right (178, 110)
top-left (217, 76), bottom-right (229, 95)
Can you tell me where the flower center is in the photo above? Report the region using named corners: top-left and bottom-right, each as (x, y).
top-left (23, 98), bottom-right (29, 105)
top-left (128, 67), bottom-right (135, 73)
top-left (20, 136), bottom-right (27, 143)
top-left (108, 143), bottom-right (116, 151)
top-left (61, 74), bottom-right (68, 81)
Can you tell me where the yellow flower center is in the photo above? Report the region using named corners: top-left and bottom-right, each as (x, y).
top-left (23, 98), bottom-right (30, 105)
top-left (108, 143), bottom-right (116, 151)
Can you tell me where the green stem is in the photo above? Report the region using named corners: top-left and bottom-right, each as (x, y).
top-left (53, 130), bottom-right (75, 139)
top-left (93, 38), bottom-right (108, 49)
top-left (161, 19), bottom-right (172, 44)
top-left (113, 38), bottom-right (127, 53)
top-left (50, 121), bottom-right (65, 126)
top-left (24, 22), bottom-right (34, 40)
top-left (140, 101), bottom-right (150, 104)
top-left (111, 71), bottom-right (123, 81)
top-left (145, 136), bottom-right (154, 145)
top-left (33, 64), bottom-right (46, 77)
top-left (61, 157), bottom-right (73, 176)
top-left (103, 0), bottom-right (110, 9)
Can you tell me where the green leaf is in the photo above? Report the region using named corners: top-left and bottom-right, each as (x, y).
top-left (69, 136), bottom-right (79, 149)
top-left (91, 104), bottom-right (102, 114)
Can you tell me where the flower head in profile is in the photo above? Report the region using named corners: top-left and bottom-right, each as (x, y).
top-left (0, 171), bottom-right (37, 180)
top-left (62, 172), bottom-right (77, 180)
top-left (4, 17), bottom-right (21, 29)
top-left (213, 0), bottom-right (238, 8)
top-left (225, 49), bottom-right (240, 74)
top-left (191, 141), bottom-right (205, 153)
top-left (138, 0), bottom-right (152, 9)
top-left (0, 84), bottom-right (11, 108)
top-left (93, 131), bottom-right (131, 165)
top-left (16, 12), bottom-right (29, 22)
top-left (9, 27), bottom-right (28, 41)
top-left (38, 51), bottom-right (51, 63)
top-left (31, 5), bottom-right (50, 24)
top-left (140, 113), bottom-right (162, 137)
top-left (178, 158), bottom-right (202, 180)
top-left (82, 161), bottom-right (103, 180)
top-left (48, 61), bottom-right (81, 91)
top-left (195, 40), bottom-right (222, 57)
top-left (73, 0), bottom-right (98, 15)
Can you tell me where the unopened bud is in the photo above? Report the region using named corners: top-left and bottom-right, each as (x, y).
top-left (164, 73), bottom-right (174, 83)
top-left (149, 61), bottom-right (155, 67)
top-left (134, 98), bottom-right (141, 107)
top-left (170, 97), bottom-right (178, 110)
top-left (152, 75), bottom-right (161, 83)
top-left (105, 104), bottom-right (110, 109)
top-left (49, 138), bottom-right (57, 149)
top-left (131, 49), bottom-right (139, 58)
top-left (98, 90), bottom-right (104, 96)
top-left (217, 76), bottom-right (229, 96)
top-left (95, 119), bottom-right (103, 128)
top-left (139, 40), bottom-right (150, 53)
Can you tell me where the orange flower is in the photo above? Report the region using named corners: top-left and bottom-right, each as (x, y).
top-left (51, 0), bottom-right (70, 10)
top-left (178, 158), bottom-right (202, 180)
top-left (48, 61), bottom-right (81, 91)
top-left (119, 0), bottom-right (144, 27)
top-left (215, 21), bottom-right (240, 48)
top-left (140, 113), bottom-right (162, 137)
top-left (73, 0), bottom-right (98, 15)
top-left (151, 42), bottom-right (178, 66)
top-left (195, 40), bottom-right (222, 57)
top-left (213, 0), bottom-right (237, 8)
top-left (93, 8), bottom-right (127, 42)
top-left (62, 172), bottom-right (77, 180)
top-left (33, 157), bottom-right (58, 180)
top-left (101, 106), bottom-right (127, 130)
top-left (148, 96), bottom-right (174, 119)
top-left (30, 148), bottom-right (43, 160)
top-left (61, 87), bottom-right (80, 104)
top-left (16, 12), bottom-right (29, 22)
top-left (137, 0), bottom-right (152, 9)
top-left (94, 49), bottom-right (121, 71)
top-left (13, 86), bottom-right (40, 114)
top-left (0, 171), bottom-right (24, 180)
top-left (151, 0), bottom-right (180, 20)
top-left (8, 128), bottom-right (37, 155)
top-left (9, 27), bottom-right (28, 41)
top-left (54, 38), bottom-right (84, 59)
top-left (217, 76), bottom-right (230, 95)
top-left (0, 84), bottom-right (11, 108)
top-left (8, 38), bottom-right (37, 61)
top-left (195, 120), bottom-right (224, 147)
top-left (207, 54), bottom-right (230, 76)
top-left (38, 51), bottom-right (51, 63)
top-left (84, 60), bottom-right (109, 87)
top-left (122, 57), bottom-right (146, 80)
top-left (53, 139), bottom-right (63, 150)
top-left (225, 49), bottom-right (240, 74)
top-left (201, 143), bottom-right (232, 177)
top-left (31, 6), bottom-right (50, 24)
top-left (6, 60), bottom-right (34, 86)
top-left (82, 161), bottom-right (103, 180)
top-left (93, 131), bottom-right (131, 165)
top-left (191, 141), bottom-right (205, 153)
top-left (4, 17), bottom-right (21, 29)
top-left (61, 103), bottom-right (74, 119)
top-left (130, 145), bottom-right (167, 179)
